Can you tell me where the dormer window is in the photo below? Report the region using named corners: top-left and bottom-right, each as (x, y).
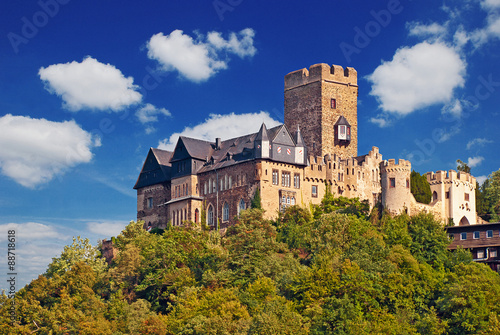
top-left (335, 116), bottom-right (351, 142)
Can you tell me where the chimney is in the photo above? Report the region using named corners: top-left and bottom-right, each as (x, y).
top-left (215, 138), bottom-right (221, 150)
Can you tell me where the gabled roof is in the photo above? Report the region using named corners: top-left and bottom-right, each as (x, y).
top-left (268, 124), bottom-right (296, 146)
top-left (134, 148), bottom-right (173, 189)
top-left (171, 136), bottom-right (214, 162)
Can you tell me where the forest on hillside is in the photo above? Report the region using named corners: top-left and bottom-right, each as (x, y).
top-left (2, 191), bottom-right (500, 334)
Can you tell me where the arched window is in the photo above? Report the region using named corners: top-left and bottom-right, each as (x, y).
top-left (291, 197), bottom-right (295, 205)
top-left (459, 216), bottom-right (470, 226)
top-left (238, 198), bottom-right (246, 214)
top-left (432, 191), bottom-right (438, 201)
top-left (204, 182), bottom-right (207, 195)
top-left (207, 205), bottom-right (214, 226)
top-left (195, 208), bottom-right (199, 223)
top-left (223, 202), bottom-right (229, 222)
top-left (229, 176), bottom-right (232, 188)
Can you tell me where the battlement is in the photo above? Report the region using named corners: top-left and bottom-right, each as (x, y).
top-left (381, 158), bottom-right (411, 170)
top-left (284, 63), bottom-right (357, 90)
top-left (427, 170), bottom-right (476, 184)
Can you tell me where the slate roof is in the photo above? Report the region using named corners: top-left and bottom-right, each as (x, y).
top-left (134, 148), bottom-right (173, 189)
top-left (135, 122), bottom-right (307, 188)
top-left (335, 115), bottom-right (351, 126)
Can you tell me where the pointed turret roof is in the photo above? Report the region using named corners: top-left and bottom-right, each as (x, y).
top-left (255, 123), bottom-right (269, 142)
top-left (295, 125), bottom-right (305, 146)
top-left (335, 115), bottom-right (351, 126)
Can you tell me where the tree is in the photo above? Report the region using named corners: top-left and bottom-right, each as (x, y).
top-left (46, 236), bottom-right (107, 278)
top-left (484, 169), bottom-right (500, 222)
top-left (457, 159), bottom-right (471, 174)
top-left (251, 188), bottom-right (262, 209)
top-left (410, 170), bottom-right (432, 204)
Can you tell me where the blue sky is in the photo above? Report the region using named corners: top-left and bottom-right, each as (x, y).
top-left (1, 0), bottom-right (499, 288)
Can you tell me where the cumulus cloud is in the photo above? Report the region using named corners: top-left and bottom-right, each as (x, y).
top-left (147, 28), bottom-right (256, 82)
top-left (0, 114), bottom-right (100, 188)
top-left (39, 56), bottom-right (142, 111)
top-left (135, 103), bottom-right (171, 134)
top-left (467, 156), bottom-right (484, 167)
top-left (367, 42), bottom-right (466, 115)
top-left (158, 111), bottom-right (281, 151)
top-left (466, 138), bottom-right (493, 150)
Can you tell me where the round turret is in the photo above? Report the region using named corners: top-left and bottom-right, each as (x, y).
top-left (380, 159), bottom-right (412, 215)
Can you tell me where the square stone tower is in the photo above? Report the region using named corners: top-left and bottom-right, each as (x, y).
top-left (284, 63), bottom-right (358, 159)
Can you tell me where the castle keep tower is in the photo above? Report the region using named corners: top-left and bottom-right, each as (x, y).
top-left (284, 63), bottom-right (358, 159)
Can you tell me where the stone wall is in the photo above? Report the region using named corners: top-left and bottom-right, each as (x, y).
top-left (284, 63), bottom-right (358, 159)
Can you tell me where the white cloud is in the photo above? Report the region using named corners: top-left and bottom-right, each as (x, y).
top-left (471, 1), bottom-right (500, 46)
top-left (482, 0), bottom-right (500, 9)
top-left (86, 221), bottom-right (128, 238)
top-left (369, 115), bottom-right (391, 128)
top-left (367, 42), bottom-right (466, 115)
top-left (206, 28), bottom-right (257, 57)
top-left (39, 56), bottom-right (142, 111)
top-left (441, 99), bottom-right (463, 117)
top-left (466, 138), bottom-right (493, 150)
top-left (408, 22), bottom-right (448, 38)
top-left (135, 103), bottom-right (171, 124)
top-left (467, 156), bottom-right (484, 167)
top-left (476, 175), bottom-right (488, 185)
top-left (147, 28), bottom-right (256, 82)
top-left (158, 111), bottom-right (281, 151)
top-left (0, 114), bottom-right (100, 188)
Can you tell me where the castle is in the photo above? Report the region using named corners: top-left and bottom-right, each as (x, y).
top-left (134, 63), bottom-right (478, 230)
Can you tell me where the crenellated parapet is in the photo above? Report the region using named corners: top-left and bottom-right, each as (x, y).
top-left (284, 63), bottom-right (357, 90)
top-left (427, 170), bottom-right (476, 188)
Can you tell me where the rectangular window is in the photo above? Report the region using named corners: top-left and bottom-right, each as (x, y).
top-left (449, 233), bottom-right (455, 240)
top-left (147, 197), bottom-right (153, 209)
top-left (465, 193), bottom-right (470, 201)
top-left (312, 185), bottom-right (318, 198)
top-left (406, 179), bottom-right (410, 188)
top-left (390, 178), bottom-right (396, 188)
top-left (460, 232), bottom-right (467, 240)
top-left (477, 250), bottom-right (485, 258)
top-left (487, 230), bottom-right (493, 238)
top-left (491, 249), bottom-right (498, 258)
top-left (272, 170), bottom-right (279, 185)
top-left (331, 98), bottom-right (336, 109)
top-left (282, 171), bottom-right (291, 187)
top-left (474, 231), bottom-right (480, 239)
top-left (294, 174), bottom-right (300, 189)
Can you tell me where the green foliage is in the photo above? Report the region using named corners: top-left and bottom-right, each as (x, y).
top-left (251, 188), bottom-right (262, 209)
top-left (483, 169), bottom-right (500, 222)
top-left (411, 170), bottom-right (432, 204)
top-left (46, 236), bottom-right (107, 278)
top-left (5, 205), bottom-right (500, 334)
top-left (457, 159), bottom-right (471, 174)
